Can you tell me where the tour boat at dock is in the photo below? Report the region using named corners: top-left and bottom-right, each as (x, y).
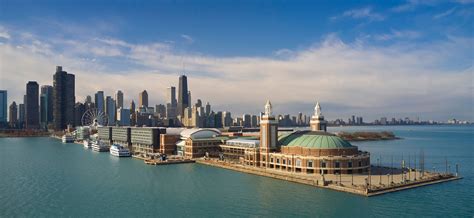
top-left (109, 144), bottom-right (131, 157)
top-left (91, 140), bottom-right (109, 152)
top-left (62, 134), bottom-right (74, 143)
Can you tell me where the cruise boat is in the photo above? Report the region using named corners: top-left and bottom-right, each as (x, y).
top-left (109, 144), bottom-right (131, 157)
top-left (62, 134), bottom-right (74, 143)
top-left (91, 140), bottom-right (109, 152)
top-left (83, 140), bottom-right (92, 149)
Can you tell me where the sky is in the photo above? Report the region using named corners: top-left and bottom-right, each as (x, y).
top-left (0, 0), bottom-right (473, 122)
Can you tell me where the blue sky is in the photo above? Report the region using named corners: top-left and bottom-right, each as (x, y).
top-left (0, 0), bottom-right (473, 121)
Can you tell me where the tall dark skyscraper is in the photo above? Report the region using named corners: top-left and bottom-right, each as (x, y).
top-left (53, 66), bottom-right (75, 130)
top-left (95, 91), bottom-right (104, 112)
top-left (0, 90), bottom-right (6, 126)
top-left (26, 81), bottom-right (39, 129)
top-left (9, 101), bottom-right (17, 128)
top-left (177, 75), bottom-right (189, 117)
top-left (40, 85), bottom-right (53, 126)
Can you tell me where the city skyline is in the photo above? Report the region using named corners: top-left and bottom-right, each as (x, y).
top-left (0, 1), bottom-right (473, 121)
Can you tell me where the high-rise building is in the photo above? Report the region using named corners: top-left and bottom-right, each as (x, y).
top-left (130, 100), bottom-right (136, 126)
top-left (9, 101), bottom-right (18, 128)
top-left (166, 86), bottom-right (177, 119)
top-left (0, 90), bottom-right (6, 126)
top-left (74, 102), bottom-right (85, 126)
top-left (53, 66), bottom-right (75, 130)
top-left (155, 104), bottom-right (166, 118)
top-left (177, 75), bottom-right (189, 117)
top-left (95, 91), bottom-right (104, 113)
top-left (40, 85), bottom-right (53, 125)
top-left (215, 111), bottom-right (223, 128)
top-left (243, 114), bottom-right (251, 128)
top-left (205, 102), bottom-right (211, 117)
top-left (18, 103), bottom-right (25, 128)
top-left (115, 90), bottom-right (123, 109)
top-left (117, 108), bottom-right (131, 126)
top-left (26, 81), bottom-right (39, 129)
top-left (251, 115), bottom-right (258, 127)
top-left (105, 96), bottom-right (116, 126)
top-left (195, 99), bottom-right (202, 107)
top-left (139, 90), bottom-right (148, 108)
top-left (222, 111), bottom-right (232, 127)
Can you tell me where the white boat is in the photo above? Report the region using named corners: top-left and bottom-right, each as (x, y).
top-left (62, 134), bottom-right (74, 143)
top-left (83, 140), bottom-right (92, 149)
top-left (91, 140), bottom-right (109, 152)
top-left (110, 144), bottom-right (131, 157)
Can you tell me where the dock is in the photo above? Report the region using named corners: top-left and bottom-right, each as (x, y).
top-left (144, 159), bottom-right (195, 165)
top-left (195, 159), bottom-right (461, 197)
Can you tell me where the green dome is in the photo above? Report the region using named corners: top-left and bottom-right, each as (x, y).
top-left (278, 131), bottom-right (353, 149)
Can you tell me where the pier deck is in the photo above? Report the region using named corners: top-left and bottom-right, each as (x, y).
top-left (196, 159), bottom-right (461, 197)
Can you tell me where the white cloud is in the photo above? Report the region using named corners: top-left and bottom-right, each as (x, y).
top-left (374, 29), bottom-right (421, 41)
top-left (0, 27), bottom-right (472, 121)
top-left (0, 26), bottom-right (11, 39)
top-left (180, 34), bottom-right (194, 44)
top-left (434, 7), bottom-right (457, 19)
top-left (332, 6), bottom-right (385, 21)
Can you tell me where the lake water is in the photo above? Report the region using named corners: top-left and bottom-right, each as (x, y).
top-left (0, 125), bottom-right (472, 217)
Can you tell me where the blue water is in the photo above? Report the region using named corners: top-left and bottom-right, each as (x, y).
top-left (0, 125), bottom-right (472, 217)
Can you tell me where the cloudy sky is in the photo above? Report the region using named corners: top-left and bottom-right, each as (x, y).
top-left (0, 0), bottom-right (472, 121)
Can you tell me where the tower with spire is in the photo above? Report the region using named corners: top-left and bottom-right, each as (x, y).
top-left (259, 100), bottom-right (279, 167)
top-left (310, 101), bottom-right (327, 132)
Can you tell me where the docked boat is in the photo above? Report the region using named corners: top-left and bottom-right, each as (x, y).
top-left (62, 134), bottom-right (74, 143)
top-left (91, 140), bottom-right (109, 152)
top-left (83, 140), bottom-right (92, 149)
top-left (109, 144), bottom-right (131, 157)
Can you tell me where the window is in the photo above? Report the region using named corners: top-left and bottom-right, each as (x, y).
top-left (276, 159), bottom-right (280, 164)
top-left (288, 160), bottom-right (291, 165)
top-left (359, 161), bottom-right (362, 167)
top-left (283, 159), bottom-right (286, 165)
top-left (262, 156), bottom-right (266, 161)
top-left (296, 159), bottom-right (302, 167)
top-left (335, 162), bottom-right (340, 168)
top-left (270, 158), bottom-right (274, 163)
top-left (348, 162), bottom-right (353, 168)
top-left (321, 162), bottom-right (327, 168)
top-left (307, 160), bottom-right (313, 168)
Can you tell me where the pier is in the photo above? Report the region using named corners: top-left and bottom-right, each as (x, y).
top-left (144, 159), bottom-right (195, 165)
top-left (196, 159), bottom-right (461, 197)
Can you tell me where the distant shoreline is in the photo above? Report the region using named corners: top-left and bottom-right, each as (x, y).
top-left (336, 131), bottom-right (401, 142)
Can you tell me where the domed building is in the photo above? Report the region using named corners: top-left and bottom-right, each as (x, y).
top-left (256, 101), bottom-right (370, 174)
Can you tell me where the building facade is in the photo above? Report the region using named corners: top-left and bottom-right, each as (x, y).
top-left (53, 66), bottom-right (75, 130)
top-left (26, 81), bottom-right (39, 129)
top-left (8, 101), bottom-right (17, 128)
top-left (177, 75), bottom-right (189, 118)
top-left (0, 90), bottom-right (7, 127)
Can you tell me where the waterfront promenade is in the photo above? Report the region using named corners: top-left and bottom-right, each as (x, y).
top-left (196, 159), bottom-right (461, 197)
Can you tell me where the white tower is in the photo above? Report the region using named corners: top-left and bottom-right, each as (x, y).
top-left (310, 101), bottom-right (327, 132)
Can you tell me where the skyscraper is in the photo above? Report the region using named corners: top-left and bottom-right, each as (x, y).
top-left (40, 85), bottom-right (53, 125)
top-left (166, 86), bottom-right (177, 119)
top-left (205, 102), bottom-right (211, 117)
top-left (0, 90), bottom-right (6, 126)
top-left (9, 101), bottom-right (17, 128)
top-left (243, 114), bottom-right (251, 128)
top-left (74, 102), bottom-right (85, 126)
top-left (139, 90), bottom-right (148, 108)
top-left (53, 66), bottom-right (75, 130)
top-left (105, 96), bottom-right (116, 126)
top-left (115, 90), bottom-right (123, 109)
top-left (18, 103), bottom-right (25, 128)
top-left (26, 81), bottom-right (39, 129)
top-left (177, 75), bottom-right (189, 117)
top-left (95, 91), bottom-right (104, 113)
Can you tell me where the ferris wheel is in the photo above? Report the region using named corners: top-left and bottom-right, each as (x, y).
top-left (81, 108), bottom-right (109, 128)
